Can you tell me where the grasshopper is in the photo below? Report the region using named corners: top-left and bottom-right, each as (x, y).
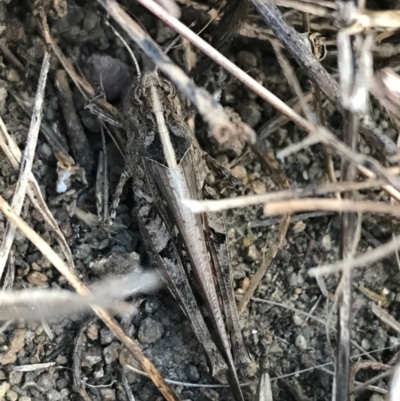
top-left (116, 66), bottom-right (249, 400)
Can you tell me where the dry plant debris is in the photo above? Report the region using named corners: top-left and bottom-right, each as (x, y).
top-left (1, 0), bottom-right (400, 401)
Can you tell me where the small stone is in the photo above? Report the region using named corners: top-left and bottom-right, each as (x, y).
top-left (293, 314), bottom-right (304, 326)
top-left (247, 244), bottom-right (259, 261)
top-left (100, 328), bottom-right (114, 345)
top-left (240, 277), bottom-right (250, 291)
top-left (7, 389), bottom-right (18, 401)
top-left (0, 87), bottom-right (7, 114)
top-left (103, 342), bottom-right (120, 365)
top-left (252, 180), bottom-right (266, 194)
top-left (37, 372), bottom-right (55, 391)
top-left (60, 222), bottom-right (72, 239)
top-left (370, 395), bottom-right (385, 401)
top-left (186, 365), bottom-right (200, 382)
top-left (292, 221), bottom-right (306, 234)
top-left (6, 69), bottom-right (20, 83)
top-left (145, 298), bottom-right (161, 314)
top-left (322, 234), bottom-right (331, 251)
top-left (361, 338), bottom-right (371, 351)
top-left (74, 243), bottom-right (92, 260)
top-left (9, 370), bottom-right (23, 384)
top-left (81, 352), bottom-right (102, 368)
top-left (93, 367), bottom-right (104, 379)
top-left (242, 237), bottom-right (251, 248)
top-left (86, 324), bottom-right (99, 341)
top-left (138, 318), bottom-right (164, 344)
top-left (47, 389), bottom-right (61, 401)
top-left (295, 334), bottom-right (307, 350)
top-left (100, 389), bottom-right (116, 401)
top-left (27, 271), bottom-right (48, 286)
top-left (0, 329), bottom-right (25, 365)
top-left (0, 382), bottom-right (10, 398)
top-left (59, 389), bottom-right (70, 400)
top-left (236, 50), bottom-right (258, 69)
top-left (231, 165), bottom-right (248, 185)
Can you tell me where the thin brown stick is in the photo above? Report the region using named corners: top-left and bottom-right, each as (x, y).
top-left (370, 302), bottom-right (400, 334)
top-left (308, 234), bottom-right (400, 278)
top-left (55, 70), bottom-right (94, 173)
top-left (0, 52), bottom-right (50, 282)
top-left (264, 198), bottom-right (400, 216)
top-left (237, 213), bottom-right (290, 315)
top-left (349, 361), bottom-right (391, 401)
top-left (0, 196), bottom-right (180, 401)
top-left (183, 175), bottom-right (394, 214)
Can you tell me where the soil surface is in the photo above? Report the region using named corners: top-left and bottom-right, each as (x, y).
top-left (0, 1), bottom-right (399, 401)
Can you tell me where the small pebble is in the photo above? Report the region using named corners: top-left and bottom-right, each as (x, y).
top-left (247, 244), bottom-right (259, 261)
top-left (231, 165), bottom-right (248, 185)
top-left (82, 352), bottom-right (102, 368)
top-left (37, 372), bottom-right (55, 391)
top-left (241, 277), bottom-right (250, 291)
top-left (103, 342), bottom-right (120, 365)
top-left (6, 389), bottom-right (18, 401)
top-left (321, 234), bottom-right (331, 251)
top-left (292, 221), bottom-right (306, 234)
top-left (138, 318), bottom-right (164, 344)
top-left (27, 271), bottom-right (48, 286)
top-left (100, 389), bottom-right (116, 401)
top-left (252, 180), bottom-right (266, 194)
top-left (295, 334), bottom-right (307, 350)
top-left (86, 324), bottom-right (99, 341)
top-left (236, 50), bottom-right (258, 69)
top-left (6, 69), bottom-right (20, 82)
top-left (145, 298), bottom-right (161, 314)
top-left (293, 314), bottom-right (304, 326)
top-left (0, 382), bottom-right (10, 398)
top-left (361, 338), bottom-right (371, 351)
top-left (186, 364), bottom-right (200, 382)
top-left (100, 328), bottom-right (114, 345)
top-left (242, 237), bottom-right (251, 248)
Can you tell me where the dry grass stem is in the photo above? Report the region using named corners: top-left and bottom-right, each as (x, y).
top-left (238, 214), bottom-right (290, 314)
top-left (391, 363), bottom-right (400, 401)
top-left (349, 361), bottom-right (391, 401)
top-left (370, 302), bottom-right (400, 334)
top-left (183, 177), bottom-right (391, 213)
top-left (308, 234), bottom-right (400, 278)
top-left (0, 195), bottom-right (180, 401)
top-left (263, 198), bottom-right (400, 216)
top-left (0, 53), bottom-right (50, 283)
top-left (0, 117), bottom-right (74, 269)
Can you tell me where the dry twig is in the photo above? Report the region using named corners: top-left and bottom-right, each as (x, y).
top-left (0, 53), bottom-right (50, 283)
top-left (308, 233), bottom-right (400, 278)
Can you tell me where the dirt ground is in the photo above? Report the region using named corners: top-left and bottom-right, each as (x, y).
top-left (0, 1), bottom-right (400, 401)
